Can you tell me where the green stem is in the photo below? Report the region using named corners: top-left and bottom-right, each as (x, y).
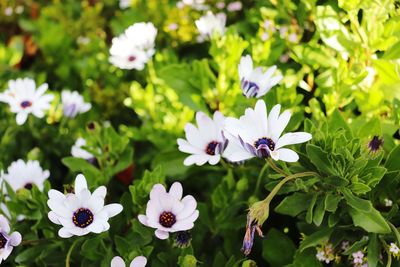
top-left (21, 237), bottom-right (57, 245)
top-left (254, 162), bottom-right (269, 195)
top-left (267, 158), bottom-right (289, 176)
top-left (66, 239), bottom-right (80, 267)
top-left (388, 221), bottom-right (400, 245)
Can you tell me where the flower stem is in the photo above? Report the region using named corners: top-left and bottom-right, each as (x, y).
top-left (66, 239), bottom-right (80, 267)
top-left (267, 157), bottom-right (289, 176)
top-left (254, 162), bottom-right (269, 195)
top-left (21, 237), bottom-right (57, 245)
top-left (388, 222), bottom-right (400, 245)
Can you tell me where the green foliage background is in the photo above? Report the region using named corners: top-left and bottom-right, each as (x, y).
top-left (0, 0), bottom-right (399, 266)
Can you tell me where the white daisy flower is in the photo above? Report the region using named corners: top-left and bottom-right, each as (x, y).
top-left (61, 90), bottom-right (91, 118)
top-left (0, 215), bottom-right (21, 264)
top-left (111, 256), bottom-right (147, 267)
top-left (138, 182), bottom-right (199, 240)
top-left (109, 22), bottom-right (157, 70)
top-left (224, 100), bottom-right (312, 162)
top-left (119, 0), bottom-right (131, 9)
top-left (238, 55), bottom-right (283, 98)
top-left (195, 11), bottom-right (226, 41)
top-left (47, 174), bottom-right (123, 238)
top-left (71, 138), bottom-right (95, 161)
top-left (177, 111), bottom-right (228, 166)
top-left (2, 159), bottom-right (50, 191)
top-left (0, 78), bottom-right (54, 125)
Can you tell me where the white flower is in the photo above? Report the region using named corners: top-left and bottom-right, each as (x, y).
top-left (195, 11), bottom-right (226, 41)
top-left (238, 55), bottom-right (282, 98)
top-left (181, 0), bottom-right (208, 10)
top-left (0, 78), bottom-right (54, 125)
top-left (384, 198), bottom-right (393, 207)
top-left (2, 159), bottom-right (50, 191)
top-left (109, 22), bottom-right (157, 70)
top-left (224, 100), bottom-right (312, 162)
top-left (227, 1), bottom-right (242, 12)
top-left (138, 182), bottom-right (199, 240)
top-left (390, 243), bottom-right (400, 255)
top-left (111, 256), bottom-right (147, 267)
top-left (71, 138), bottom-right (95, 160)
top-left (0, 215), bottom-right (21, 264)
top-left (61, 90), bottom-right (91, 118)
top-left (177, 111), bottom-right (227, 166)
top-left (119, 0), bottom-right (131, 9)
top-left (47, 174), bottom-right (123, 238)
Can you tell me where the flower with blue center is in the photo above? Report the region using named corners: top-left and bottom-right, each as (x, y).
top-left (111, 256), bottom-right (147, 267)
top-left (238, 55), bottom-right (282, 98)
top-left (138, 182), bottom-right (199, 240)
top-left (61, 90), bottom-right (91, 118)
top-left (224, 100), bottom-right (312, 162)
top-left (178, 111), bottom-right (228, 166)
top-left (47, 174), bottom-right (123, 238)
top-left (0, 215), bottom-right (21, 264)
top-left (0, 78), bottom-right (54, 125)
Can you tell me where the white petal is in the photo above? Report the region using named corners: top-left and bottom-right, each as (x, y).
top-left (150, 184), bottom-right (166, 200)
top-left (208, 155), bottom-right (221, 165)
top-left (183, 154), bottom-right (210, 166)
top-left (102, 203), bottom-right (123, 218)
top-left (0, 215), bottom-right (10, 233)
top-left (91, 186), bottom-right (106, 199)
top-left (176, 195), bottom-right (197, 220)
top-left (111, 256), bottom-right (126, 267)
top-left (275, 148), bottom-right (299, 162)
top-left (130, 256), bottom-right (147, 267)
top-left (48, 211), bottom-right (62, 225)
top-left (271, 110), bottom-right (291, 141)
top-left (16, 112), bottom-right (28, 125)
top-left (9, 232), bottom-right (22, 246)
top-left (168, 182), bottom-right (183, 200)
top-left (58, 227), bottom-right (73, 238)
top-left (74, 174), bottom-right (88, 194)
top-left (155, 229), bottom-right (169, 239)
top-left (275, 132), bottom-right (312, 149)
top-left (173, 210), bottom-right (199, 230)
top-left (138, 215), bottom-right (149, 226)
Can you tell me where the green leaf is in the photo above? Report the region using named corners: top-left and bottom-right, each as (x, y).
top-left (386, 145), bottom-right (400, 172)
top-left (275, 192), bottom-right (311, 217)
top-left (290, 248), bottom-right (323, 267)
top-left (178, 255), bottom-right (198, 267)
top-left (299, 228), bottom-right (333, 252)
top-left (313, 199), bottom-right (325, 226)
top-left (324, 193), bottom-right (342, 212)
top-left (306, 193), bottom-right (318, 224)
top-left (341, 188), bottom-right (371, 212)
top-left (348, 207), bottom-right (390, 234)
top-left (262, 228), bottom-right (296, 267)
top-left (306, 144), bottom-right (336, 175)
top-left (328, 110), bottom-right (352, 138)
top-left (367, 234), bottom-right (379, 267)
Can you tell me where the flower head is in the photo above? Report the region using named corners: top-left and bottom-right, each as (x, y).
top-left (241, 214), bottom-right (263, 256)
top-left (0, 215), bottom-right (21, 264)
top-left (2, 159), bottom-right (50, 191)
top-left (47, 174), bottom-right (123, 238)
top-left (178, 111), bottom-right (227, 166)
top-left (0, 78), bottom-right (54, 125)
top-left (316, 243), bottom-right (335, 264)
top-left (368, 136), bottom-right (383, 153)
top-left (174, 231), bottom-right (192, 248)
top-left (71, 138), bottom-right (95, 161)
top-left (111, 256), bottom-right (147, 267)
top-left (238, 55), bottom-right (282, 98)
top-left (224, 100), bottom-right (312, 162)
top-left (138, 182), bottom-right (199, 240)
top-left (119, 0), bottom-right (131, 9)
top-left (124, 22), bottom-right (157, 56)
top-left (61, 90), bottom-right (91, 118)
top-left (195, 11), bottom-right (226, 41)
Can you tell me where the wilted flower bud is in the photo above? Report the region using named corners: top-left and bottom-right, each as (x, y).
top-left (368, 136), bottom-right (383, 153)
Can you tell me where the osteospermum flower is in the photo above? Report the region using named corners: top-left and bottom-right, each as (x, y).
top-left (0, 215), bottom-right (21, 264)
top-left (224, 100), bottom-right (312, 162)
top-left (109, 22), bottom-right (157, 70)
top-left (71, 138), bottom-right (95, 161)
top-left (61, 90), bottom-right (91, 118)
top-left (111, 256), bottom-right (147, 267)
top-left (138, 182), bottom-right (199, 240)
top-left (195, 11), bottom-right (226, 41)
top-left (0, 78), bottom-right (54, 125)
top-left (2, 159), bottom-right (50, 191)
top-left (47, 174), bottom-right (123, 238)
top-left (238, 55), bottom-right (282, 98)
top-left (177, 111), bottom-right (227, 166)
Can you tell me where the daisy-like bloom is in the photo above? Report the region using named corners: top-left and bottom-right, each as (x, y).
top-left (47, 174), bottom-right (123, 238)
top-left (390, 243), bottom-right (400, 257)
top-left (138, 182), bottom-right (199, 240)
top-left (177, 111), bottom-right (227, 166)
top-left (61, 90), bottom-right (91, 118)
top-left (195, 11), bottom-right (226, 41)
top-left (224, 100), bottom-right (312, 162)
top-left (2, 159), bottom-right (50, 191)
top-left (71, 138), bottom-right (95, 161)
top-left (368, 135), bottom-right (383, 153)
top-left (238, 55), bottom-right (283, 98)
top-left (315, 243), bottom-right (335, 264)
top-left (111, 256), bottom-right (147, 267)
top-left (0, 215), bottom-right (21, 264)
top-left (0, 78), bottom-right (54, 125)
top-left (124, 22), bottom-right (157, 57)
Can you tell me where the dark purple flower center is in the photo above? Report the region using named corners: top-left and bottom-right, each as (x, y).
top-left (20, 100), bottom-right (32, 108)
top-left (175, 231), bottom-right (191, 247)
top-left (128, 55), bottom-right (136, 62)
top-left (254, 137), bottom-right (275, 151)
top-left (205, 141), bottom-right (219, 155)
top-left (0, 233), bottom-right (7, 249)
top-left (24, 183), bottom-right (33, 190)
top-left (72, 208), bottom-right (94, 228)
top-left (159, 211), bottom-right (176, 228)
top-left (368, 136), bottom-right (383, 152)
top-left (241, 79), bottom-right (260, 98)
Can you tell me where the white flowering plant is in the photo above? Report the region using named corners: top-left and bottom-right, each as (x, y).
top-left (0, 0), bottom-right (399, 267)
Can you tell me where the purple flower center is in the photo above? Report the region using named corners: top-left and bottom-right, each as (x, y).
top-left (368, 136), bottom-right (383, 152)
top-left (241, 79), bottom-right (260, 98)
top-left (128, 55), bottom-right (136, 62)
top-left (24, 183), bottom-right (33, 190)
top-left (159, 211), bottom-right (176, 228)
top-left (205, 141), bottom-right (219, 155)
top-left (72, 208), bottom-right (94, 228)
top-left (20, 100), bottom-right (32, 108)
top-left (0, 233), bottom-right (7, 249)
top-left (254, 137), bottom-right (275, 158)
